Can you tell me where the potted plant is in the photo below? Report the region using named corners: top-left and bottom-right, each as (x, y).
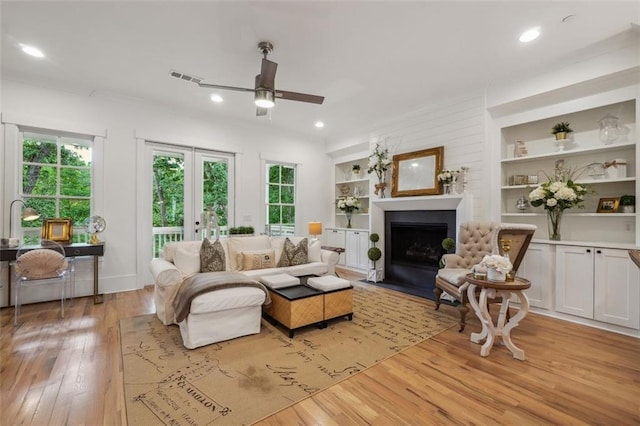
top-left (551, 121), bottom-right (573, 140)
top-left (352, 163), bottom-right (361, 179)
top-left (229, 226), bottom-right (255, 236)
top-left (619, 195), bottom-right (635, 213)
top-left (367, 233), bottom-right (383, 283)
top-left (439, 237), bottom-right (456, 268)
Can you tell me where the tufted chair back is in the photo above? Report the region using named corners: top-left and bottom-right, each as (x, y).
top-left (454, 221), bottom-right (499, 269)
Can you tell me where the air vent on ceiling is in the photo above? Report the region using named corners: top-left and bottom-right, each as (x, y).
top-left (169, 70), bottom-right (203, 84)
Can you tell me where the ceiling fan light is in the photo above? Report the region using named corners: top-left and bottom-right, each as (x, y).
top-left (255, 90), bottom-right (275, 108)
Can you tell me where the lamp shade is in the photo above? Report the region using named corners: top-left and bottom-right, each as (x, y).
top-left (308, 221), bottom-right (322, 237)
top-left (8, 199), bottom-right (40, 238)
top-left (22, 207), bottom-right (40, 221)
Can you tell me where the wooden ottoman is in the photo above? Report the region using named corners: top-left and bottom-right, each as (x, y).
top-left (264, 285), bottom-right (324, 337)
top-left (307, 276), bottom-right (353, 323)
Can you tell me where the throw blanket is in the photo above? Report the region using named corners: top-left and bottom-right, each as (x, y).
top-left (173, 272), bottom-right (271, 323)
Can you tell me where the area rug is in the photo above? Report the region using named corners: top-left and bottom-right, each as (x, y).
top-left (120, 282), bottom-right (457, 425)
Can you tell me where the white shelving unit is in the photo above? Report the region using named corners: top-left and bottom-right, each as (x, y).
top-left (499, 97), bottom-right (637, 246)
top-left (493, 85), bottom-right (640, 336)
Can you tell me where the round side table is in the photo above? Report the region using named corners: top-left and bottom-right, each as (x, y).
top-left (465, 273), bottom-right (531, 360)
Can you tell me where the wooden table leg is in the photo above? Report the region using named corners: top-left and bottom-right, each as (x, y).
top-left (500, 290), bottom-right (529, 360)
top-left (93, 255), bottom-right (103, 304)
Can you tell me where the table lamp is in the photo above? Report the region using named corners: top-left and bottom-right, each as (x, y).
top-left (3, 199), bottom-right (40, 247)
top-left (308, 221), bottom-right (322, 240)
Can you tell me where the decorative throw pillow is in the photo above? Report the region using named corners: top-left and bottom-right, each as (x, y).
top-left (277, 237), bottom-right (309, 267)
top-left (200, 239), bottom-right (226, 272)
top-left (240, 249), bottom-right (276, 271)
top-left (174, 247), bottom-right (200, 277)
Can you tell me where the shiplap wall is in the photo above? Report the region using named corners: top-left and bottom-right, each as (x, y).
top-left (364, 91), bottom-right (488, 220)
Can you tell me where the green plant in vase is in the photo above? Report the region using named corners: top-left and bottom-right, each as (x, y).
top-left (367, 233), bottom-right (382, 283)
top-left (439, 237), bottom-right (456, 268)
top-left (551, 121), bottom-right (573, 140)
top-left (619, 195), bottom-right (635, 213)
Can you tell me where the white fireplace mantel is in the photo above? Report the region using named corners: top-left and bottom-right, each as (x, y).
top-left (369, 192), bottom-right (473, 277)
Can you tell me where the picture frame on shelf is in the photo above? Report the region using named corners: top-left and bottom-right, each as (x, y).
top-left (41, 218), bottom-right (74, 242)
top-left (514, 140), bottom-right (528, 158)
top-left (596, 197), bottom-right (620, 213)
top-left (391, 146), bottom-right (443, 197)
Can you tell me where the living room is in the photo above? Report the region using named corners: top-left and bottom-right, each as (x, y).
top-left (1, 2), bottom-right (639, 424)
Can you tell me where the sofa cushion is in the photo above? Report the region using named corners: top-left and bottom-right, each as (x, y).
top-left (189, 286), bottom-right (266, 314)
top-left (436, 268), bottom-right (472, 287)
top-left (174, 246), bottom-right (200, 277)
top-left (286, 262), bottom-right (329, 277)
top-left (200, 239), bottom-right (226, 272)
top-left (162, 240), bottom-right (201, 263)
top-left (277, 237), bottom-right (308, 267)
top-left (228, 235), bottom-right (271, 271)
top-left (239, 249), bottom-right (276, 271)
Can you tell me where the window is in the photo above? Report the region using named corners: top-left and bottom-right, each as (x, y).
top-left (266, 163), bottom-right (296, 236)
top-left (20, 130), bottom-right (93, 243)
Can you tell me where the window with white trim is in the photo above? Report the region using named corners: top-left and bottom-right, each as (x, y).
top-left (266, 163), bottom-right (296, 236)
top-left (20, 130), bottom-right (93, 243)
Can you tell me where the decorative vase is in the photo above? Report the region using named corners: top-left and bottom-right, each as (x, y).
top-left (345, 212), bottom-right (353, 228)
top-left (374, 182), bottom-right (387, 198)
top-left (443, 183), bottom-right (452, 195)
top-left (487, 267), bottom-right (506, 282)
top-left (547, 209), bottom-right (563, 241)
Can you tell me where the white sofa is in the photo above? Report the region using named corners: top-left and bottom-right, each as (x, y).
top-left (149, 235), bottom-right (340, 348)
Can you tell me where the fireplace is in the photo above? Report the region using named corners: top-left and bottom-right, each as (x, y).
top-left (390, 222), bottom-right (448, 268)
top-left (384, 210), bottom-right (456, 298)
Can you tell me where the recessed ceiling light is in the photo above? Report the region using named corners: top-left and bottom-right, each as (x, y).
top-left (519, 27), bottom-right (541, 43)
top-left (210, 94), bottom-right (223, 103)
top-left (314, 121), bottom-right (325, 128)
top-left (20, 44), bottom-right (44, 58)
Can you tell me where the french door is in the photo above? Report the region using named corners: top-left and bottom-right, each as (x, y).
top-left (140, 142), bottom-right (234, 283)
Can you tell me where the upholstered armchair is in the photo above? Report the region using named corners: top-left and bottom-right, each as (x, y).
top-left (434, 222), bottom-right (536, 332)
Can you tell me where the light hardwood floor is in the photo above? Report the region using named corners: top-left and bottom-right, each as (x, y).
top-left (1, 269), bottom-right (639, 425)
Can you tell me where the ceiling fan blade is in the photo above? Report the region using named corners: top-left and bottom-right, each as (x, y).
top-left (275, 90), bottom-right (325, 104)
top-left (257, 59), bottom-right (277, 89)
top-left (256, 107), bottom-right (268, 116)
top-left (197, 82), bottom-right (255, 93)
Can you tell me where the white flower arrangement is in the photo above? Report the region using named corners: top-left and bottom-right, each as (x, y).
top-left (479, 254), bottom-right (513, 273)
top-left (367, 143), bottom-right (392, 183)
top-left (437, 169), bottom-right (459, 184)
top-left (336, 196), bottom-right (361, 213)
top-left (528, 176), bottom-right (588, 212)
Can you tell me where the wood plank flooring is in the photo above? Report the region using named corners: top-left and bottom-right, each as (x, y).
top-left (1, 268), bottom-right (639, 425)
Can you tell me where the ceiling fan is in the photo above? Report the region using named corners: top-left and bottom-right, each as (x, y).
top-left (188, 41), bottom-right (325, 116)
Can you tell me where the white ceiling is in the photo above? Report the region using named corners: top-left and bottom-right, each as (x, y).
top-left (2, 1), bottom-right (639, 142)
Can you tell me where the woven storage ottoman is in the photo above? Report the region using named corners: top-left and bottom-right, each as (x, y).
top-left (258, 273), bottom-right (300, 289)
top-left (264, 285), bottom-right (324, 337)
top-left (307, 276), bottom-right (353, 322)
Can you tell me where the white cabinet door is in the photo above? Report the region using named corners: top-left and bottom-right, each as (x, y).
top-left (345, 230), bottom-right (369, 270)
top-left (325, 228), bottom-right (346, 266)
top-left (356, 231), bottom-right (370, 270)
top-left (594, 248), bottom-right (640, 329)
top-left (555, 245), bottom-right (594, 319)
top-left (518, 243), bottom-right (554, 309)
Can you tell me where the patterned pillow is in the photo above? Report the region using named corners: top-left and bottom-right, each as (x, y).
top-left (200, 239), bottom-right (226, 272)
top-left (239, 249), bottom-right (276, 271)
top-left (277, 237), bottom-right (309, 267)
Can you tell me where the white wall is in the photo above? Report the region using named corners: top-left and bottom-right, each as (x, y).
top-left (327, 91), bottom-right (489, 226)
top-left (1, 81), bottom-right (333, 303)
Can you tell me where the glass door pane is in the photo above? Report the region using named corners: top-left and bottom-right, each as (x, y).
top-left (195, 151), bottom-right (234, 239)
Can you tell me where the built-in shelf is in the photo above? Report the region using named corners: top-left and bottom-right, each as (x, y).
top-left (501, 140), bottom-right (635, 164)
top-left (502, 212), bottom-right (636, 217)
top-left (502, 176), bottom-right (635, 190)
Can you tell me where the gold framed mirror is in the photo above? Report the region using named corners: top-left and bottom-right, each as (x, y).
top-left (42, 218), bottom-right (74, 243)
top-left (391, 146), bottom-right (444, 197)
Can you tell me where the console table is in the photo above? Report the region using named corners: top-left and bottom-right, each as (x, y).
top-left (465, 273), bottom-right (531, 360)
top-left (1, 242), bottom-right (105, 306)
